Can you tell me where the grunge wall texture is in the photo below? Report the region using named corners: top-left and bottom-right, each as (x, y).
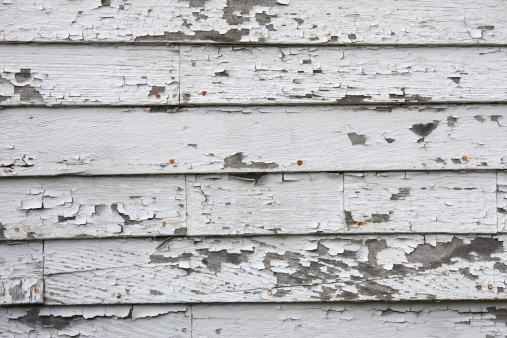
top-left (1, 0), bottom-right (507, 336)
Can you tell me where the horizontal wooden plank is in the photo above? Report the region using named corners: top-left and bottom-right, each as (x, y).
top-left (187, 173), bottom-right (343, 235)
top-left (44, 235), bottom-right (507, 304)
top-left (181, 46), bottom-right (507, 104)
top-left (0, 305), bottom-right (190, 337)
top-left (1, 105), bottom-right (505, 176)
top-left (499, 172), bottom-right (507, 232)
top-left (0, 176), bottom-right (186, 240)
top-left (192, 302), bottom-right (507, 337)
top-left (0, 242), bottom-right (43, 305)
top-left (0, 278), bottom-right (43, 305)
top-left (0, 45), bottom-right (178, 106)
top-left (344, 172), bottom-right (497, 233)
top-left (1, 0), bottom-right (506, 45)
top-left (1, 171), bottom-right (501, 239)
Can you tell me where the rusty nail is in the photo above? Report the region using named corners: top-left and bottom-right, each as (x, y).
top-left (162, 221), bottom-right (167, 227)
top-left (462, 156), bottom-right (468, 161)
top-left (201, 91), bottom-right (206, 96)
top-left (10, 165), bottom-right (14, 169)
top-left (18, 257), bottom-right (22, 262)
top-left (357, 222), bottom-right (365, 226)
top-left (15, 227), bottom-right (20, 232)
top-left (34, 289), bottom-right (39, 293)
top-left (267, 290), bottom-right (273, 296)
top-left (156, 94), bottom-right (161, 99)
top-left (488, 284), bottom-right (493, 290)
top-left (297, 160), bottom-right (303, 166)
top-left (169, 159), bottom-right (175, 164)
top-left (477, 221), bottom-right (481, 225)
top-left (192, 62), bottom-right (196, 66)
top-left (49, 292), bottom-right (54, 296)
top-left (116, 293), bottom-right (121, 298)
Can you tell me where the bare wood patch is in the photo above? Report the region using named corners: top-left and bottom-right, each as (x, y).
top-left (0, 176), bottom-right (186, 240)
top-left (498, 171), bottom-right (507, 232)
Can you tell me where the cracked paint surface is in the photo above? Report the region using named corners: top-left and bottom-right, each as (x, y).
top-left (0, 176), bottom-right (186, 240)
top-left (0, 45), bottom-right (179, 105)
top-left (1, 106), bottom-right (505, 176)
top-left (42, 235), bottom-right (507, 304)
top-left (0, 0), bottom-right (505, 44)
top-left (181, 46), bottom-right (507, 104)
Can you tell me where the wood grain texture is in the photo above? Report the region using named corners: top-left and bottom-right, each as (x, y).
top-left (181, 46), bottom-right (507, 104)
top-left (0, 278), bottom-right (43, 305)
top-left (499, 171), bottom-right (507, 233)
top-left (1, 105), bottom-right (505, 176)
top-left (0, 0), bottom-right (506, 45)
top-left (187, 173), bottom-right (343, 235)
top-left (192, 302), bottom-right (507, 337)
top-left (0, 305), bottom-right (190, 337)
top-left (44, 235), bottom-right (507, 304)
top-left (0, 45), bottom-right (179, 106)
top-left (344, 172), bottom-right (497, 233)
top-left (0, 176), bottom-right (186, 240)
top-left (0, 242), bottom-right (43, 305)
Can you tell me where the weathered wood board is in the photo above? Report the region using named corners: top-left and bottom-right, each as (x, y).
top-left (0, 45), bottom-right (179, 105)
top-left (0, 176), bottom-right (186, 240)
top-left (0, 242), bottom-right (43, 305)
top-left (344, 171), bottom-right (497, 233)
top-left (181, 46), bottom-right (507, 104)
top-left (187, 173), bottom-right (343, 235)
top-left (499, 171), bottom-right (507, 233)
top-left (0, 305), bottom-right (190, 337)
top-left (44, 235), bottom-right (507, 304)
top-left (1, 105), bottom-right (505, 176)
top-left (2, 302), bottom-right (507, 337)
top-left (1, 0), bottom-right (506, 45)
top-left (192, 302), bottom-right (507, 337)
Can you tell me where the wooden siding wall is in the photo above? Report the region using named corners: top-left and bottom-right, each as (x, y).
top-left (1, 1), bottom-right (507, 336)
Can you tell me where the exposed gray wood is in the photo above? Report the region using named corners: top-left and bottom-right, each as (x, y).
top-left (192, 302), bottom-right (507, 337)
top-left (181, 46), bottom-right (507, 104)
top-left (44, 235), bottom-right (507, 304)
top-left (344, 172), bottom-right (497, 233)
top-left (0, 278), bottom-right (43, 305)
top-left (1, 0), bottom-right (506, 45)
top-left (0, 305), bottom-right (190, 337)
top-left (1, 105), bottom-right (505, 176)
top-left (499, 171), bottom-right (507, 232)
top-left (0, 176), bottom-right (186, 240)
top-left (0, 45), bottom-right (179, 106)
top-left (187, 173), bottom-right (343, 235)
top-left (0, 242), bottom-right (43, 305)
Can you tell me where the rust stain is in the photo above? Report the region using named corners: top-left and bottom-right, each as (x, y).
top-left (34, 289), bottom-right (39, 293)
top-left (156, 94), bottom-right (161, 99)
top-left (17, 257), bottom-right (22, 262)
top-left (267, 290), bottom-right (273, 296)
top-left (462, 156), bottom-right (468, 161)
top-left (15, 227), bottom-right (20, 232)
top-left (489, 284), bottom-right (494, 290)
top-left (192, 62), bottom-right (196, 66)
top-left (169, 159), bottom-right (175, 164)
top-left (162, 221), bottom-right (167, 227)
top-left (49, 292), bottom-right (54, 296)
top-left (297, 160), bottom-right (303, 165)
top-left (201, 91), bottom-right (207, 96)
top-left (116, 293), bottom-right (122, 298)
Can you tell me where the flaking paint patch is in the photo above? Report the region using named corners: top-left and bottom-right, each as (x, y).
top-left (409, 121), bottom-right (439, 137)
top-left (223, 152), bottom-right (278, 169)
top-left (347, 133), bottom-right (366, 145)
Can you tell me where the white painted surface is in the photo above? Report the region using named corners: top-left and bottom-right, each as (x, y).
top-left (192, 302), bottom-right (507, 337)
top-left (0, 242), bottom-right (43, 305)
top-left (43, 235), bottom-right (507, 304)
top-left (181, 46), bottom-right (507, 104)
top-left (1, 106), bottom-right (505, 176)
top-left (0, 176), bottom-right (186, 240)
top-left (0, 305), bottom-right (190, 337)
top-left (0, 45), bottom-right (179, 105)
top-left (187, 173), bottom-right (343, 235)
top-left (0, 0), bottom-right (505, 44)
top-left (344, 171), bottom-right (497, 233)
